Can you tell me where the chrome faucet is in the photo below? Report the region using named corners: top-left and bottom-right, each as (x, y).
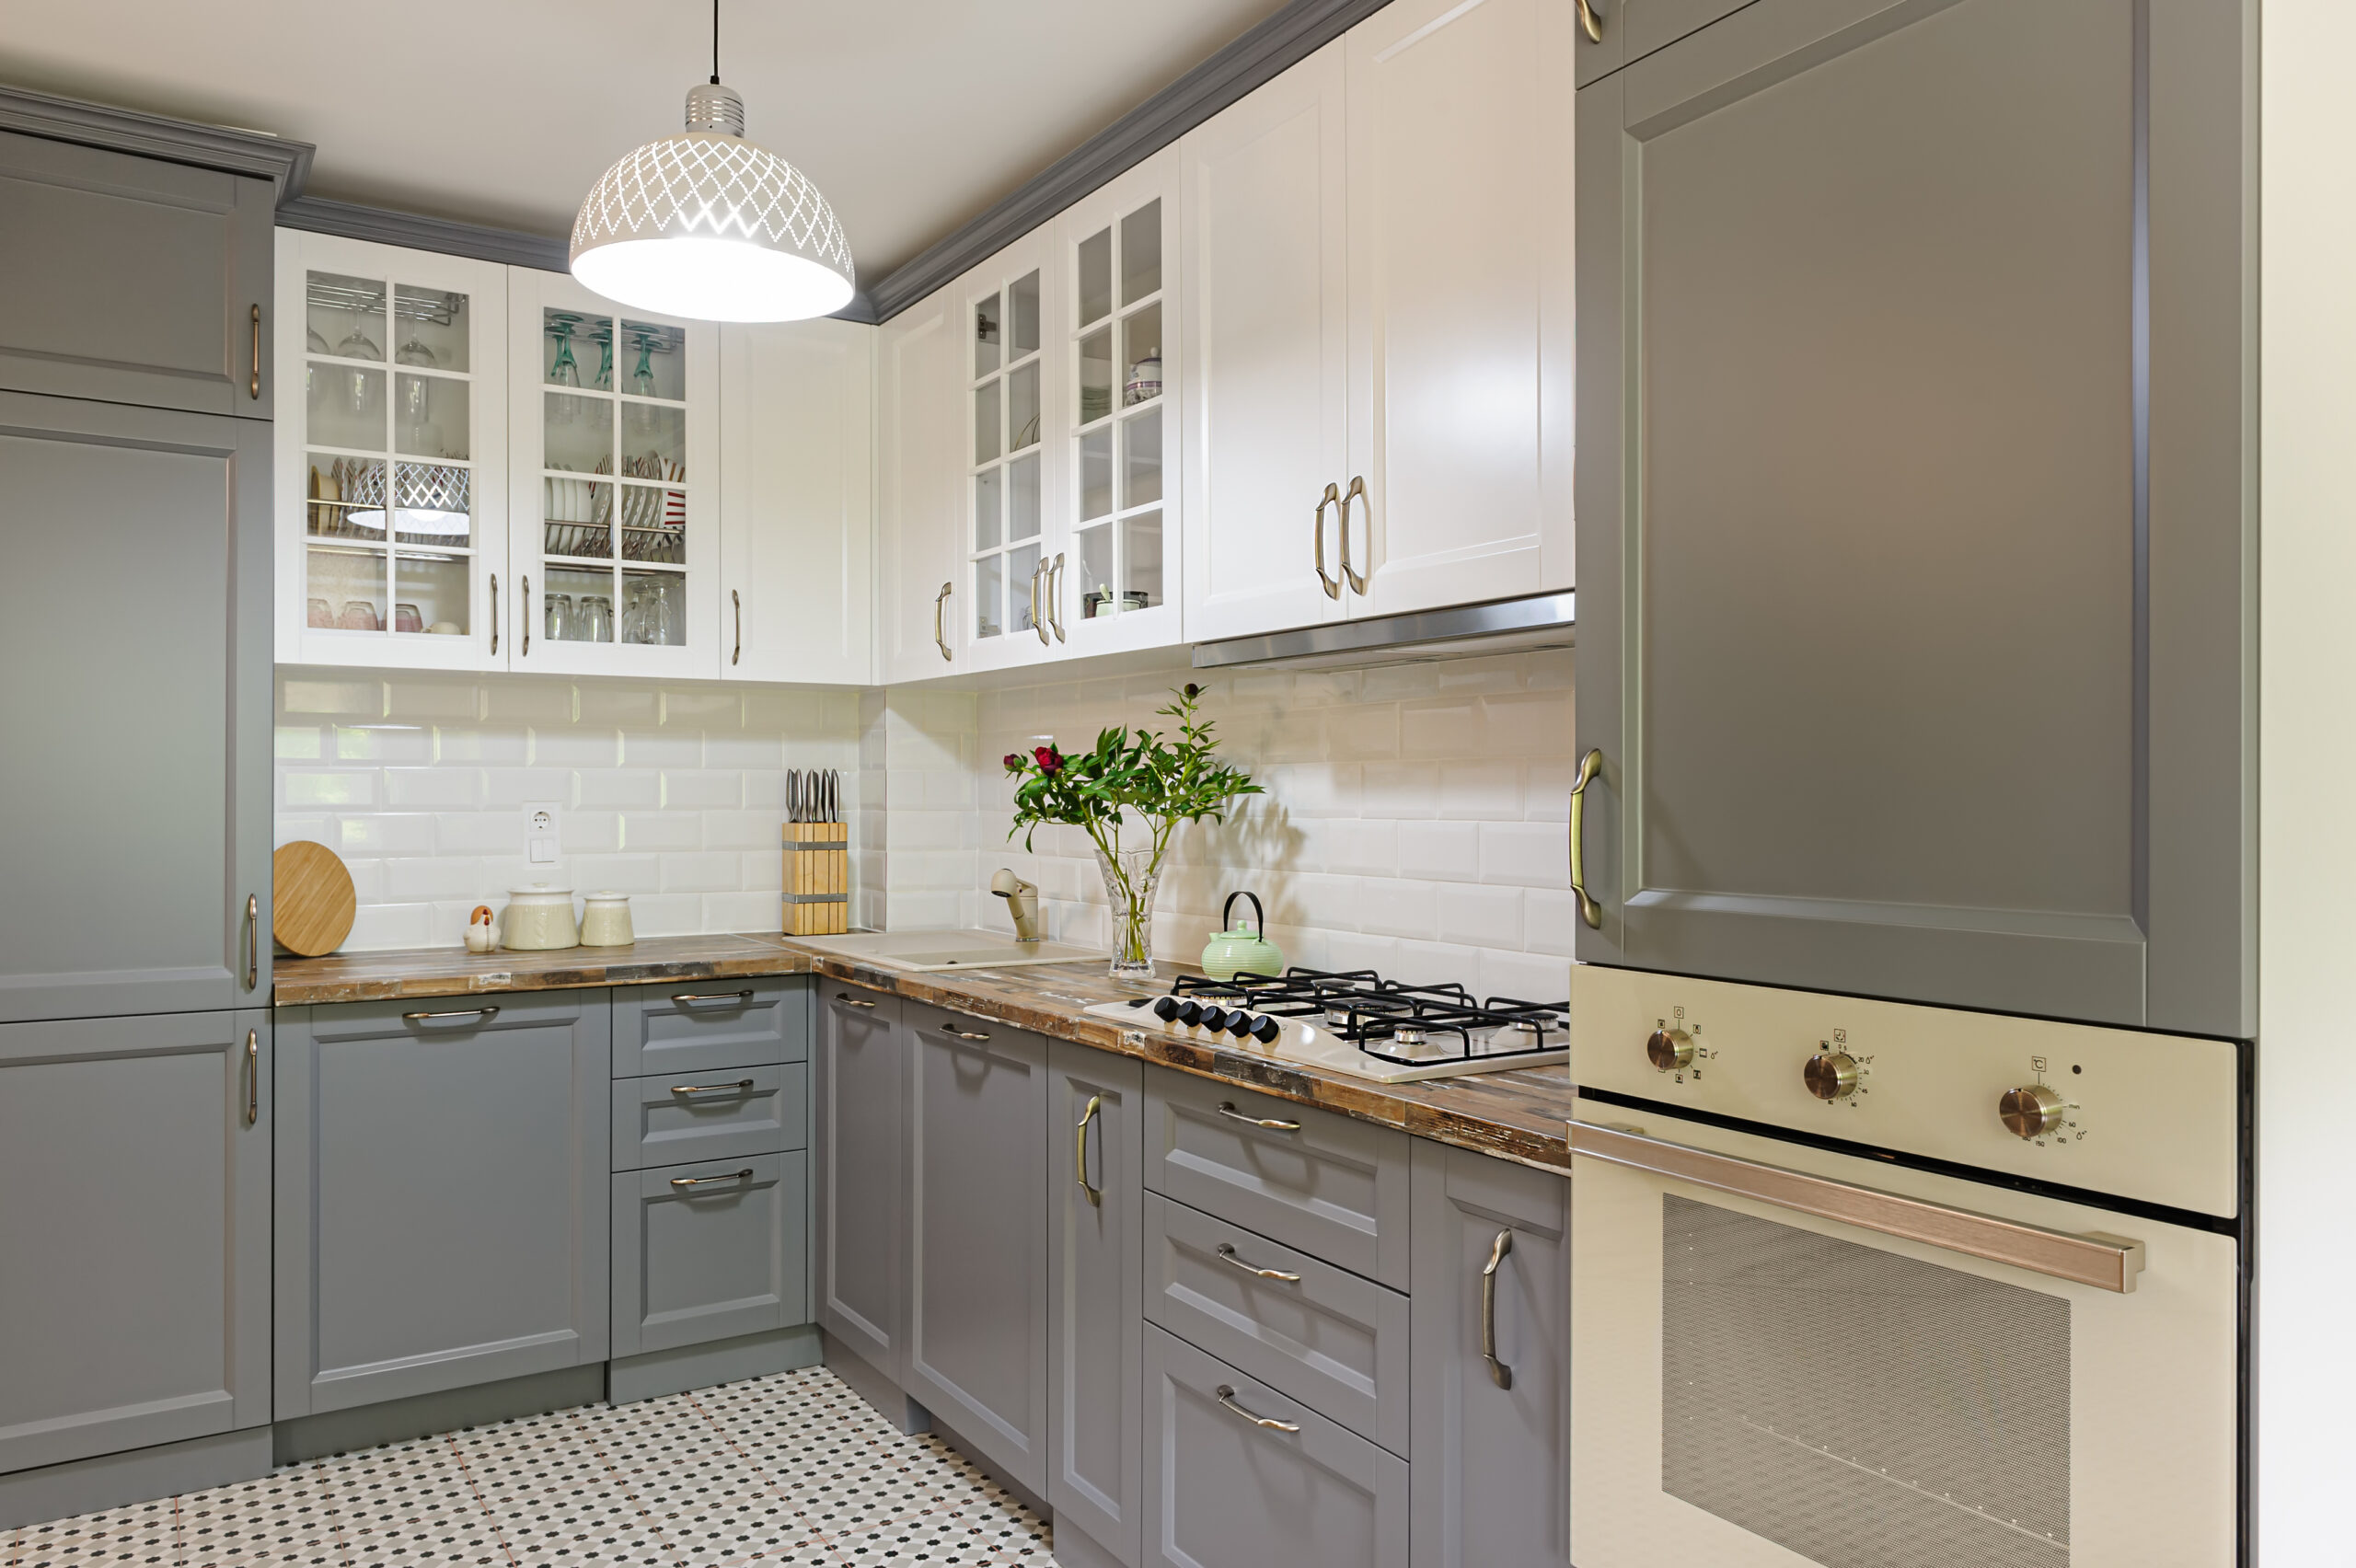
top-left (991, 868), bottom-right (1042, 943)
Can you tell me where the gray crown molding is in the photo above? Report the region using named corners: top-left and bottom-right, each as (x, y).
top-left (0, 84), bottom-right (313, 196)
top-left (277, 195), bottom-right (572, 273)
top-left (861, 0), bottom-right (1392, 321)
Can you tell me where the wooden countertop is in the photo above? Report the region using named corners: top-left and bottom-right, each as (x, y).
top-left (274, 936), bottom-right (1576, 1175)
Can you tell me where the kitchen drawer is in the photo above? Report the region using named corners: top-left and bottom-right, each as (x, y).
top-left (609, 1152), bottom-right (808, 1357)
top-left (612, 1064), bottom-right (806, 1171)
top-left (1143, 1325), bottom-right (1408, 1568)
top-left (1144, 1195), bottom-right (1409, 1456)
top-left (612, 975), bottom-right (809, 1078)
top-left (1144, 1069), bottom-right (1411, 1290)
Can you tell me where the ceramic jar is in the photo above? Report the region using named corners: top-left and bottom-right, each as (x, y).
top-left (502, 884), bottom-right (579, 951)
top-left (579, 892), bottom-right (634, 948)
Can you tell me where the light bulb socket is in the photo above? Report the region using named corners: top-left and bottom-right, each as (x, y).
top-left (685, 81), bottom-right (745, 136)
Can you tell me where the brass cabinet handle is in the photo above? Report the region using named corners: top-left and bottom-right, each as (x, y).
top-left (1076, 1094), bottom-right (1103, 1206)
top-left (670, 1078), bottom-right (756, 1096)
top-left (245, 1030), bottom-right (260, 1126)
top-left (489, 572), bottom-right (499, 655)
top-left (672, 989), bottom-right (753, 1007)
top-left (1215, 1386), bottom-right (1300, 1434)
top-left (732, 588), bottom-right (743, 665)
top-left (934, 581), bottom-right (953, 662)
top-left (249, 304), bottom-right (261, 399)
top-left (1312, 483), bottom-right (1343, 599)
top-left (671, 1168), bottom-right (755, 1190)
top-left (940, 1021), bottom-right (992, 1043)
top-left (402, 1005), bottom-right (501, 1024)
top-left (522, 574), bottom-right (531, 654)
top-left (1337, 476), bottom-right (1369, 595)
top-left (1216, 1242), bottom-right (1301, 1283)
top-left (244, 894), bottom-right (259, 989)
top-left (1569, 748), bottom-right (1603, 929)
top-left (1029, 559), bottom-right (1049, 646)
top-left (1047, 553), bottom-right (1068, 642)
top-left (835, 993), bottom-right (879, 1009)
top-left (1575, 0), bottom-right (1604, 43)
top-left (1481, 1228), bottom-right (1515, 1389)
top-left (1216, 1101), bottom-right (1301, 1133)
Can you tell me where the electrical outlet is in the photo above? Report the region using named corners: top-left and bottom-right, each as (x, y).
top-left (524, 801), bottom-right (562, 866)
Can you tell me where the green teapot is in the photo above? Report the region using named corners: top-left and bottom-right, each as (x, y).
top-left (1201, 892), bottom-right (1285, 982)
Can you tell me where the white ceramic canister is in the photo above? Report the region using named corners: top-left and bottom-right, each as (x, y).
top-left (502, 883), bottom-right (580, 951)
top-left (579, 892), bottom-right (634, 948)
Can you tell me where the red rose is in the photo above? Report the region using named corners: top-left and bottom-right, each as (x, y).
top-left (1034, 745), bottom-right (1063, 774)
top-left (1003, 753), bottom-right (1023, 771)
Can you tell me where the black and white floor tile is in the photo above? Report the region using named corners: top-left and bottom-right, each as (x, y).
top-left (5, 1367), bottom-right (1057, 1567)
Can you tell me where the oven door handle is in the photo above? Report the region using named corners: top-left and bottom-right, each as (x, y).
top-left (1567, 1120), bottom-right (2146, 1294)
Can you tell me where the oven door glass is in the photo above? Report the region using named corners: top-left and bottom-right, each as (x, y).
top-left (1570, 1119), bottom-right (2237, 1568)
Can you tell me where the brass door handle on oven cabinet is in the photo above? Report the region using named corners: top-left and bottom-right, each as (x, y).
top-left (1569, 748), bottom-right (1602, 929)
top-left (1312, 483), bottom-right (1343, 599)
top-left (1575, 0), bottom-right (1604, 43)
top-left (1337, 476), bottom-right (1369, 595)
top-left (249, 304), bottom-right (261, 399)
top-left (934, 582), bottom-right (953, 662)
top-left (1076, 1095), bottom-right (1103, 1206)
top-left (1480, 1228), bottom-right (1514, 1389)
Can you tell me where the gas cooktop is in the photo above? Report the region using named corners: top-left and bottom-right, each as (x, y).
top-left (1082, 967), bottom-right (1569, 1083)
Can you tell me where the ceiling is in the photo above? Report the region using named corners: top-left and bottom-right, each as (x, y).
top-left (0, 0), bottom-right (1293, 283)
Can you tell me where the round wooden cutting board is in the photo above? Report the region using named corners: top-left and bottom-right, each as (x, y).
top-left (272, 840), bottom-right (357, 957)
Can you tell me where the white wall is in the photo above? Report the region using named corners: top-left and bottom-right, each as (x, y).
top-left (273, 670), bottom-right (860, 950)
top-left (2257, 1), bottom-right (2356, 1555)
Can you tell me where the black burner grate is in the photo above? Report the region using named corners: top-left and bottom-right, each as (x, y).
top-left (1166, 968), bottom-right (1568, 1067)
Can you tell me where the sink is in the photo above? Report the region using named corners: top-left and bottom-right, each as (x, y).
top-left (793, 928), bottom-right (1105, 972)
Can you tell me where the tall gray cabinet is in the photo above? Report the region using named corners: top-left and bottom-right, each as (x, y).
top-left (1571, 0), bottom-right (2255, 1035)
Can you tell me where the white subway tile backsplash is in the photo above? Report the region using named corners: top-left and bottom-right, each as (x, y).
top-left (530, 727), bottom-right (621, 767)
top-left (1478, 820), bottom-right (1571, 888)
top-left (1398, 821), bottom-right (1480, 882)
top-left (432, 812), bottom-right (526, 856)
top-left (383, 767), bottom-right (484, 810)
top-left (1436, 882), bottom-right (1524, 951)
top-left (618, 813), bottom-right (702, 853)
top-left (661, 769), bottom-right (744, 810)
top-left (660, 850), bottom-right (744, 894)
top-left (336, 813), bottom-right (437, 857)
top-left (284, 770), bottom-right (375, 808)
top-left (332, 723), bottom-right (435, 764)
top-left (577, 768), bottom-right (663, 810)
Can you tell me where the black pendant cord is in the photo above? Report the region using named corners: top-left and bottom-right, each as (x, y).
top-left (710, 0), bottom-right (721, 84)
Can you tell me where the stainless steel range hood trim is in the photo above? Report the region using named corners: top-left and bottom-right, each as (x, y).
top-left (1190, 591), bottom-right (1575, 670)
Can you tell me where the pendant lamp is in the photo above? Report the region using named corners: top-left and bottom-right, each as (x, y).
top-left (570, 2), bottom-right (853, 322)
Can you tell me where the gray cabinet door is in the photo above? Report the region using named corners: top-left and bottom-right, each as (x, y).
top-left (1573, 0), bottom-right (2253, 1034)
top-left (0, 130), bottom-right (273, 418)
top-left (0, 392), bottom-right (271, 1024)
top-left (814, 987), bottom-right (906, 1378)
top-left (904, 1002), bottom-right (1049, 1495)
top-left (1143, 1326), bottom-right (1408, 1568)
top-left (610, 1152), bottom-right (808, 1358)
top-left (273, 996), bottom-right (610, 1416)
top-left (1573, 0), bottom-right (1759, 86)
top-left (611, 975), bottom-right (810, 1078)
top-left (1048, 1042), bottom-right (1144, 1568)
top-left (0, 1009), bottom-right (271, 1474)
top-left (1408, 1142), bottom-right (1567, 1568)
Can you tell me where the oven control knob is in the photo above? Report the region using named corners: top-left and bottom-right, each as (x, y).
top-left (1225, 1011), bottom-right (1260, 1038)
top-left (1176, 1000), bottom-right (1204, 1027)
top-left (1646, 1027), bottom-right (1696, 1072)
top-left (1803, 1052), bottom-right (1860, 1101)
top-left (1250, 1015), bottom-right (1282, 1043)
top-left (1153, 997), bottom-right (1183, 1022)
top-left (1999, 1084), bottom-right (2068, 1140)
top-left (1198, 1006), bottom-right (1231, 1032)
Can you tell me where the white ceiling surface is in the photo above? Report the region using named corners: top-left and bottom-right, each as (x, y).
top-left (0, 0), bottom-right (1291, 282)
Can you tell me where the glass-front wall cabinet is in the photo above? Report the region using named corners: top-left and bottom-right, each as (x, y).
top-left (274, 232), bottom-right (508, 668)
top-left (968, 262), bottom-right (1047, 655)
top-left (509, 271), bottom-right (717, 676)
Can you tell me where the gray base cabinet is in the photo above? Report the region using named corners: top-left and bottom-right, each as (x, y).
top-left (611, 1153), bottom-right (808, 1358)
top-left (1144, 1325), bottom-right (1408, 1568)
top-left (1408, 1144), bottom-right (1568, 1568)
top-left (274, 996), bottom-right (611, 1417)
top-left (815, 987), bottom-right (907, 1378)
top-left (903, 1002), bottom-right (1050, 1494)
top-left (0, 1009), bottom-right (271, 1475)
top-left (1048, 1043), bottom-right (1144, 1567)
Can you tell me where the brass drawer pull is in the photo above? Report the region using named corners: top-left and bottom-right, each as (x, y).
top-left (1216, 1101), bottom-right (1300, 1133)
top-left (489, 572), bottom-right (499, 655)
top-left (249, 304), bottom-right (261, 399)
top-left (1312, 482), bottom-right (1342, 599)
top-left (835, 993), bottom-right (879, 1009)
top-left (245, 894), bottom-right (259, 989)
top-left (1569, 748), bottom-right (1602, 929)
top-left (934, 581), bottom-right (953, 662)
top-left (1216, 1243), bottom-right (1300, 1284)
top-left (245, 1030), bottom-right (260, 1126)
top-left (732, 588), bottom-right (743, 665)
top-left (1215, 1386), bottom-right (1300, 1434)
top-left (1337, 475), bottom-right (1369, 594)
top-left (672, 989), bottom-right (754, 1007)
top-left (670, 1168), bottom-right (755, 1190)
top-left (670, 1078), bottom-right (756, 1096)
top-left (940, 1022), bottom-right (992, 1043)
top-left (401, 1006), bottom-right (501, 1024)
top-left (1481, 1228), bottom-right (1514, 1389)
top-left (1077, 1095), bottom-right (1103, 1206)
top-left (1576, 0), bottom-right (1604, 43)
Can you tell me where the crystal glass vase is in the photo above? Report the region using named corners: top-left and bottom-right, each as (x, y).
top-left (1094, 844), bottom-right (1163, 979)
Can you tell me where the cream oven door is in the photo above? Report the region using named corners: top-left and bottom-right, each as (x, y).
top-left (1569, 1112), bottom-right (2237, 1568)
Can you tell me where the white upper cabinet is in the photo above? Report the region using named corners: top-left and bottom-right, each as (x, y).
top-left (1179, 42), bottom-right (1351, 644)
top-left (719, 319), bottom-right (874, 686)
top-left (1344, 0), bottom-right (1574, 617)
top-left (1054, 149), bottom-right (1184, 656)
top-left (506, 268), bottom-right (720, 677)
top-left (959, 232), bottom-right (1067, 673)
top-left (879, 283), bottom-right (965, 684)
top-left (274, 231), bottom-right (509, 669)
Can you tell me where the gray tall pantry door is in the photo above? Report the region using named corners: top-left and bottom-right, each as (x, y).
top-left (0, 391), bottom-right (273, 1023)
top-left (1571, 0), bottom-right (2253, 1035)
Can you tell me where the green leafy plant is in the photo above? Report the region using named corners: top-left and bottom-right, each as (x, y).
top-left (1002, 684), bottom-right (1261, 971)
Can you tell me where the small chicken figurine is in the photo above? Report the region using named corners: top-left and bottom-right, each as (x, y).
top-left (464, 905), bottom-right (497, 953)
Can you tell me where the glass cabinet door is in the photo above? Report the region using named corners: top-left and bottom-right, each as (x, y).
top-left (967, 268), bottom-right (1045, 649)
top-left (279, 234), bottom-right (506, 669)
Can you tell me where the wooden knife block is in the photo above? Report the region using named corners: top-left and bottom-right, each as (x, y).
top-left (783, 822), bottom-right (849, 936)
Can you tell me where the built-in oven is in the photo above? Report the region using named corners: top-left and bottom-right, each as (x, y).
top-left (1568, 967), bottom-right (2244, 1568)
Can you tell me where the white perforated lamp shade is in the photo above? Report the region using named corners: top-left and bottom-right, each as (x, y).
top-left (571, 82), bottom-right (853, 323)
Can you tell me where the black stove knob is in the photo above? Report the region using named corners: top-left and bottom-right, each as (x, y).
top-left (1176, 1000), bottom-right (1204, 1027)
top-left (1249, 1015), bottom-right (1281, 1043)
top-left (1224, 1011), bottom-right (1259, 1037)
top-left (1153, 997), bottom-right (1183, 1021)
top-left (1198, 1006), bottom-right (1231, 1032)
